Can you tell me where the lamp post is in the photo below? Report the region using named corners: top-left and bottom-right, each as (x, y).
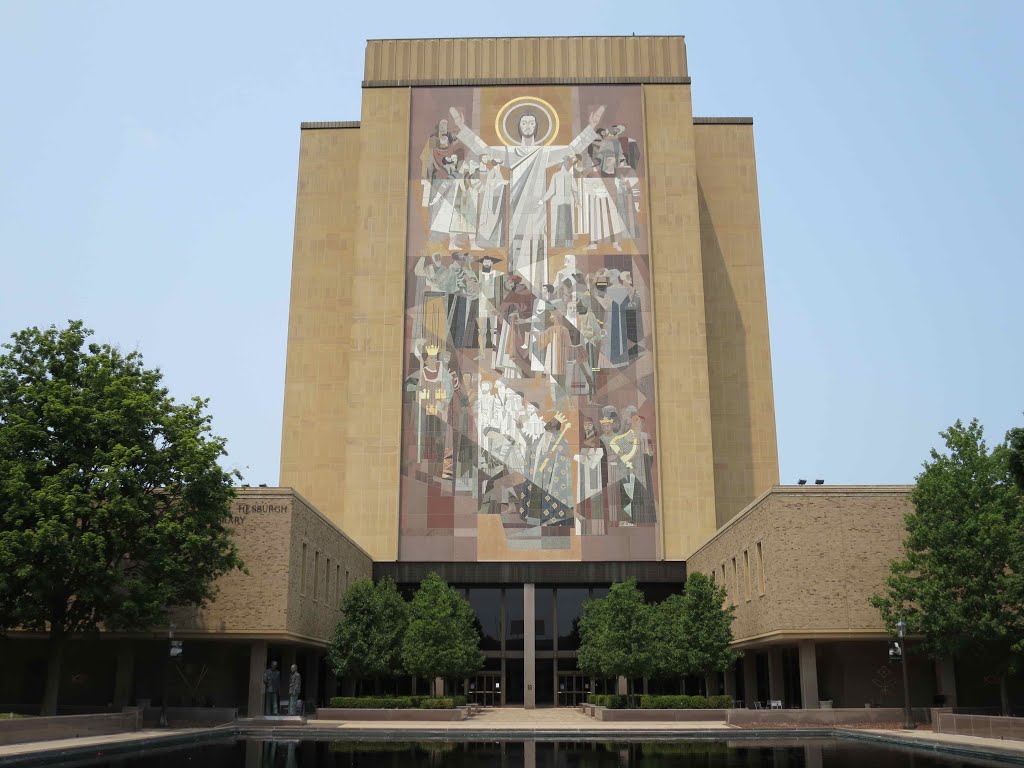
top-left (896, 619), bottom-right (915, 729)
top-left (158, 622), bottom-right (176, 728)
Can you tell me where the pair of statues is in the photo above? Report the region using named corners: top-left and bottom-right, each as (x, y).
top-left (262, 660), bottom-right (302, 716)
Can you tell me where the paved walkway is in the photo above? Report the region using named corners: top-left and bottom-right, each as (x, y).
top-left (0, 727), bottom-right (216, 760)
top-left (314, 707), bottom-right (733, 732)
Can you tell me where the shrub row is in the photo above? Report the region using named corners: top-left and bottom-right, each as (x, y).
top-left (586, 694), bottom-right (630, 709)
top-left (587, 693), bottom-right (733, 709)
top-left (640, 694), bottom-right (733, 709)
top-left (327, 695), bottom-right (467, 709)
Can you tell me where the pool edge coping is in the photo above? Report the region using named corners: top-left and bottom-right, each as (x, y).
top-left (1, 724), bottom-right (1023, 767)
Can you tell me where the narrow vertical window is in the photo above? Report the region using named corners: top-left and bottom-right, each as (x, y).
top-left (711, 569), bottom-right (716, 586)
top-left (743, 549), bottom-right (751, 600)
top-left (756, 541), bottom-right (766, 595)
top-left (301, 543), bottom-right (307, 595)
top-left (326, 557), bottom-right (331, 605)
top-left (313, 551), bottom-right (320, 601)
top-left (731, 557), bottom-right (738, 603)
top-left (337, 565), bottom-right (342, 608)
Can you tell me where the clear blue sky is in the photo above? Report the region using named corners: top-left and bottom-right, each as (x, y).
top-left (2, 1), bottom-right (1021, 488)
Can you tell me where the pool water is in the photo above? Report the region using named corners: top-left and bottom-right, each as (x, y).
top-left (39, 738), bottom-right (1017, 768)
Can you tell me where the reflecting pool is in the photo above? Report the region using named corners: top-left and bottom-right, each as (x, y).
top-left (43, 738), bottom-right (1017, 768)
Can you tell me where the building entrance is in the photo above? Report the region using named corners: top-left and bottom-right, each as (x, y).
top-left (557, 672), bottom-right (589, 707)
top-left (505, 659), bottom-right (524, 705)
top-left (535, 659), bottom-right (555, 706)
top-left (468, 671), bottom-right (501, 707)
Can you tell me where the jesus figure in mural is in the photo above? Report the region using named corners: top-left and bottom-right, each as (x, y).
top-left (448, 104), bottom-right (605, 292)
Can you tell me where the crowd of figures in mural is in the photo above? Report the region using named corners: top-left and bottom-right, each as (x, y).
top-left (401, 87), bottom-right (660, 560)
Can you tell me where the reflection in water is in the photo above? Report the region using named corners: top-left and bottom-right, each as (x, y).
top-left (52, 738), bottom-right (1003, 768)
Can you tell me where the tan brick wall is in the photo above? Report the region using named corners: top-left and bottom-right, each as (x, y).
top-left (170, 492), bottom-right (292, 636)
top-left (694, 123), bottom-right (780, 527)
top-left (171, 489), bottom-right (372, 646)
top-left (686, 487), bottom-right (914, 644)
top-left (643, 83), bottom-right (718, 560)
top-left (363, 36), bottom-right (687, 84)
top-left (287, 493), bottom-right (373, 644)
top-left (280, 127), bottom-right (360, 538)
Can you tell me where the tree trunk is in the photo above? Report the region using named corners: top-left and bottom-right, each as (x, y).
top-left (1000, 675), bottom-right (1011, 717)
top-left (41, 630), bottom-right (65, 716)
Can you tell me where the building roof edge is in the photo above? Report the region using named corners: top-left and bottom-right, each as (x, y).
top-left (301, 121), bottom-right (360, 130)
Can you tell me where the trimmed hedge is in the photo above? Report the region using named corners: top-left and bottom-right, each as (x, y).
top-left (587, 693), bottom-right (733, 709)
top-left (327, 695), bottom-right (464, 709)
top-left (639, 694), bottom-right (734, 709)
top-left (586, 694), bottom-right (630, 709)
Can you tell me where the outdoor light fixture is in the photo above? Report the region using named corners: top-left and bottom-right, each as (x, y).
top-left (895, 619), bottom-right (915, 729)
top-left (159, 622), bottom-right (176, 728)
top-left (797, 479), bottom-right (807, 485)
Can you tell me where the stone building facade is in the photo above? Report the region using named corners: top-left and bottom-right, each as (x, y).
top-left (3, 35), bottom-right (1014, 715)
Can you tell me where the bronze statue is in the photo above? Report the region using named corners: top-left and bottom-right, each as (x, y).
top-left (288, 664), bottom-right (302, 715)
top-left (262, 661), bottom-right (280, 715)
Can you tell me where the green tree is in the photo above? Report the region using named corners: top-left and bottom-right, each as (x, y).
top-left (0, 321), bottom-right (244, 715)
top-left (400, 573), bottom-right (483, 691)
top-left (680, 573), bottom-right (739, 682)
top-left (577, 579), bottom-right (655, 700)
top-left (651, 593), bottom-right (688, 690)
top-left (1007, 422), bottom-right (1024, 490)
top-left (870, 418), bottom-right (1024, 715)
top-left (328, 577), bottom-right (408, 694)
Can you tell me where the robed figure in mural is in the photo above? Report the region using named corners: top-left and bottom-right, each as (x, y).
top-left (517, 414), bottom-right (573, 526)
top-left (447, 104), bottom-right (605, 292)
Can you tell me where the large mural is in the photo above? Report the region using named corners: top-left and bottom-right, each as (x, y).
top-left (399, 86), bottom-right (659, 561)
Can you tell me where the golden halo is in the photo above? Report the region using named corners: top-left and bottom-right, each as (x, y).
top-left (494, 96), bottom-right (560, 147)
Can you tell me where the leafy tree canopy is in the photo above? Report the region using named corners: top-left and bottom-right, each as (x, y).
top-left (577, 579), bottom-right (655, 689)
top-left (1007, 422), bottom-right (1024, 491)
top-left (870, 418), bottom-right (1024, 712)
top-left (0, 321), bottom-right (243, 713)
top-left (676, 572), bottom-right (739, 677)
top-left (328, 577), bottom-right (408, 685)
top-left (400, 573), bottom-right (484, 682)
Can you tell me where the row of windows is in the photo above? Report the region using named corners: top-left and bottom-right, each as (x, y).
top-left (300, 542), bottom-right (349, 609)
top-left (711, 539), bottom-right (766, 603)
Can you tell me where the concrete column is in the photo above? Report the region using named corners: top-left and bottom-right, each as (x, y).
top-left (524, 583), bottom-right (536, 709)
top-left (768, 647), bottom-right (784, 704)
top-left (113, 640), bottom-right (135, 708)
top-left (798, 640), bottom-right (819, 709)
top-left (616, 676), bottom-right (628, 695)
top-left (324, 668), bottom-right (337, 702)
top-left (524, 740), bottom-right (536, 768)
top-left (244, 738), bottom-right (263, 768)
top-left (305, 653), bottom-right (319, 708)
top-left (803, 743), bottom-right (823, 768)
top-left (247, 640), bottom-right (268, 718)
top-left (724, 665), bottom-right (737, 701)
top-left (743, 652), bottom-right (758, 707)
top-left (935, 657), bottom-right (957, 707)
top-left (704, 673), bottom-right (718, 696)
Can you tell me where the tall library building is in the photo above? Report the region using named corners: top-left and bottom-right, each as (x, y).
top-left (2, 36), bottom-right (1019, 715)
